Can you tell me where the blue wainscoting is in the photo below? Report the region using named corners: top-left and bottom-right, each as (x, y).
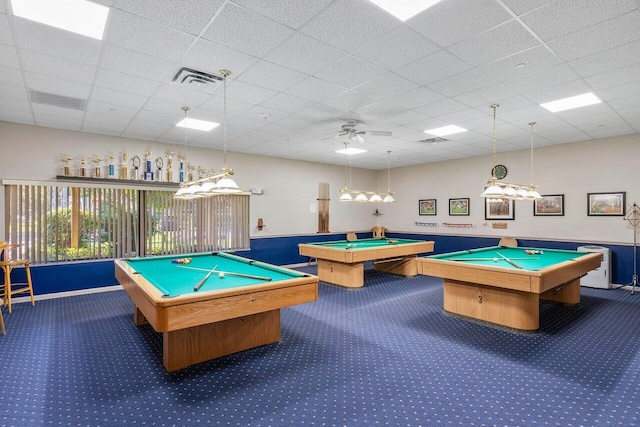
top-left (8, 233), bottom-right (635, 296)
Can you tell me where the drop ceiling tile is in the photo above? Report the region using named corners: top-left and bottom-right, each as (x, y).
top-left (241, 106), bottom-right (291, 123)
top-left (568, 39), bottom-right (640, 78)
top-left (598, 81), bottom-right (640, 101)
top-left (86, 100), bottom-right (140, 119)
top-left (0, 13), bottom-right (14, 45)
top-left (121, 127), bottom-right (168, 141)
top-left (223, 80), bottom-right (276, 105)
top-left (388, 87), bottom-right (445, 109)
top-left (322, 91), bottom-right (379, 113)
top-left (25, 73), bottom-right (92, 99)
top-left (142, 98), bottom-right (192, 117)
top-left (315, 55), bottom-right (386, 90)
top-left (395, 50), bottom-right (472, 85)
top-left (0, 96), bottom-right (30, 112)
top-left (352, 25), bottom-right (440, 71)
top-left (523, 79), bottom-right (593, 104)
top-left (90, 87), bottom-right (149, 109)
top-left (237, 61), bottom-right (307, 92)
top-left (0, 44), bottom-right (19, 69)
top-left (283, 77), bottom-right (348, 102)
top-left (353, 73), bottom-right (420, 100)
top-left (152, 83), bottom-right (212, 107)
top-left (0, 2), bottom-right (6, 13)
top-left (300, 0), bottom-right (398, 54)
top-left (608, 95), bottom-right (640, 111)
top-left (257, 92), bottom-right (316, 114)
top-left (199, 95), bottom-right (255, 117)
top-left (437, 108), bottom-right (490, 126)
top-left (429, 68), bottom-right (498, 97)
top-left (584, 64), bottom-right (640, 91)
top-left (479, 45), bottom-right (563, 82)
top-left (32, 103), bottom-right (85, 120)
top-left (94, 69), bottom-right (160, 97)
top-left (501, 0), bottom-right (556, 15)
top-left (521, 0), bottom-right (637, 41)
top-left (265, 32), bottom-right (347, 75)
top-left (116, 0), bottom-right (225, 35)
top-left (452, 83), bottom-right (519, 108)
top-left (449, 20), bottom-right (540, 67)
top-left (548, 12), bottom-right (640, 61)
top-left (181, 39), bottom-right (259, 79)
top-left (0, 109), bottom-right (33, 124)
top-left (106, 10), bottom-right (196, 61)
top-left (0, 66), bottom-right (24, 87)
top-left (384, 109), bottom-right (430, 126)
top-left (135, 109), bottom-right (184, 126)
top-left (233, 0), bottom-right (333, 29)
top-left (414, 98), bottom-right (469, 117)
top-left (407, 0), bottom-right (512, 47)
top-left (21, 50), bottom-right (97, 85)
top-left (81, 121), bottom-right (127, 136)
top-left (586, 125), bottom-right (636, 139)
top-left (550, 102), bottom-right (612, 120)
top-left (101, 44), bottom-right (176, 82)
top-left (355, 101), bottom-right (405, 119)
top-left (202, 4), bottom-right (294, 57)
top-left (84, 112), bottom-right (132, 128)
top-left (14, 17), bottom-right (102, 65)
top-left (34, 114), bottom-right (82, 130)
top-left (504, 64), bottom-right (581, 93)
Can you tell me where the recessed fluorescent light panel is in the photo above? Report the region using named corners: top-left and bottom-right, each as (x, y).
top-left (176, 118), bottom-right (220, 131)
top-left (336, 148), bottom-right (367, 155)
top-left (11, 0), bottom-right (110, 40)
top-left (424, 125), bottom-right (468, 137)
top-left (540, 92), bottom-right (602, 113)
top-left (366, 0), bottom-right (443, 21)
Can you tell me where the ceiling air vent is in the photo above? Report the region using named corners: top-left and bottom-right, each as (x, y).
top-left (29, 90), bottom-right (87, 111)
top-left (419, 137), bottom-right (449, 143)
top-left (172, 67), bottom-right (223, 92)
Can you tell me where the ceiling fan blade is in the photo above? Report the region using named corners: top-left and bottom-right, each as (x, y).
top-left (364, 130), bottom-right (392, 137)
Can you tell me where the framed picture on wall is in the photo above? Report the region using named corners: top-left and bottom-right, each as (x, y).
top-left (533, 194), bottom-right (564, 216)
top-left (485, 197), bottom-right (515, 220)
top-left (419, 199), bottom-right (437, 216)
top-left (587, 191), bottom-right (626, 216)
top-left (449, 198), bottom-right (469, 216)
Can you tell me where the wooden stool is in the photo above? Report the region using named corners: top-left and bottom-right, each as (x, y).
top-left (1, 242), bottom-right (35, 313)
top-left (499, 237), bottom-right (518, 247)
top-left (346, 232), bottom-right (358, 241)
top-left (372, 226), bottom-right (387, 238)
top-left (0, 299), bottom-right (5, 335)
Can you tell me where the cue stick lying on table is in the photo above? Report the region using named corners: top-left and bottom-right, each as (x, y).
top-left (178, 265), bottom-right (272, 281)
top-left (193, 265), bottom-right (218, 291)
top-left (496, 252), bottom-right (523, 269)
top-left (450, 257), bottom-right (539, 262)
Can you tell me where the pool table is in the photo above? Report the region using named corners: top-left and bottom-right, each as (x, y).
top-left (115, 252), bottom-right (318, 371)
top-left (299, 238), bottom-right (435, 288)
top-left (417, 246), bottom-right (602, 331)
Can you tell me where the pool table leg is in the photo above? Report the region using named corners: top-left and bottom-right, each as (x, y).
top-left (163, 309), bottom-right (281, 372)
top-left (373, 256), bottom-right (418, 276)
top-left (539, 279), bottom-right (580, 306)
top-left (317, 259), bottom-right (364, 288)
top-left (443, 279), bottom-right (540, 331)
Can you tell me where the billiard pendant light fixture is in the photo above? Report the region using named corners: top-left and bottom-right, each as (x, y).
top-left (480, 104), bottom-right (541, 201)
top-left (174, 69), bottom-right (243, 199)
top-left (338, 143), bottom-right (395, 203)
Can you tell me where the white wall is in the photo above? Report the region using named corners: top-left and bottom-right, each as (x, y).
top-left (376, 132), bottom-right (640, 245)
top-left (2, 121), bottom-right (639, 245)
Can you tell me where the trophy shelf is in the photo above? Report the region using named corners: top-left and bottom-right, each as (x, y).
top-left (56, 175), bottom-right (180, 188)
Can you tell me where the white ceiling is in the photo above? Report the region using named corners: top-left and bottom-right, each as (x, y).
top-left (1, 0), bottom-right (640, 170)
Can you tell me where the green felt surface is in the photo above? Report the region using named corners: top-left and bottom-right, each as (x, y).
top-left (124, 252), bottom-right (304, 297)
top-left (309, 238), bottom-right (426, 250)
top-left (431, 246), bottom-right (587, 271)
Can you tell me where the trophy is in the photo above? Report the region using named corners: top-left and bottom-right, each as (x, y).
top-left (91, 155), bottom-right (103, 178)
top-left (166, 150), bottom-right (174, 182)
top-left (143, 147), bottom-right (154, 181)
top-left (79, 155), bottom-right (87, 177)
top-left (187, 163), bottom-right (195, 182)
top-left (132, 155), bottom-right (141, 180)
top-left (178, 153), bottom-right (185, 183)
top-left (155, 157), bottom-right (163, 182)
top-left (108, 152), bottom-right (115, 178)
top-left (197, 166), bottom-right (206, 179)
top-left (61, 154), bottom-right (73, 176)
top-left (120, 150), bottom-right (128, 180)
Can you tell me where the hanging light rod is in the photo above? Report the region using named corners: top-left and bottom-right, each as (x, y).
top-left (339, 145), bottom-right (395, 203)
top-left (480, 105), bottom-right (541, 201)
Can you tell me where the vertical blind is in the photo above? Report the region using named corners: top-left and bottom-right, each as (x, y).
top-left (4, 182), bottom-right (250, 264)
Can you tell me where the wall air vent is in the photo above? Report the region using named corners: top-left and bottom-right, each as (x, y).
top-left (419, 137), bottom-right (449, 143)
top-left (172, 67), bottom-right (223, 92)
top-left (29, 90), bottom-right (87, 111)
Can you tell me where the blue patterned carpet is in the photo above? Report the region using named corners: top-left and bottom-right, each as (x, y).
top-left (2, 265), bottom-right (640, 426)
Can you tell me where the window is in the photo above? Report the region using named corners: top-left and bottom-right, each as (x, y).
top-left (3, 181), bottom-right (250, 264)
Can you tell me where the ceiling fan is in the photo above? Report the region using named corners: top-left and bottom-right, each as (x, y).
top-left (336, 120), bottom-right (392, 143)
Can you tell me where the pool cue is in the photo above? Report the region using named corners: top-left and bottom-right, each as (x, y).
top-left (496, 252), bottom-right (522, 269)
top-left (450, 257), bottom-right (538, 262)
top-left (193, 265), bottom-right (218, 291)
top-left (179, 265), bottom-right (271, 281)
